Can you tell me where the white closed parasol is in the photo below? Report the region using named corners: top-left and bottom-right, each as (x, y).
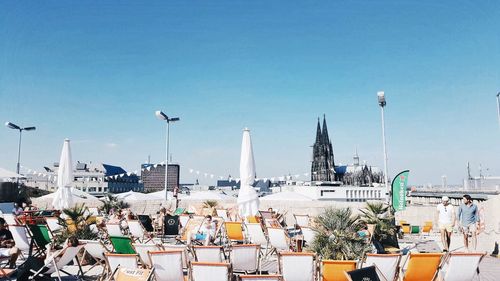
top-left (237, 128), bottom-right (260, 218)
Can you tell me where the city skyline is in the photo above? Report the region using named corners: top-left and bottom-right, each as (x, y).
top-left (1, 1), bottom-right (499, 185)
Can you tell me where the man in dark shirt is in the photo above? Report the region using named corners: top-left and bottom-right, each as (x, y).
top-left (0, 218), bottom-right (20, 268)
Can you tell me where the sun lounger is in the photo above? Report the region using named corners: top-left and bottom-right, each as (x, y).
top-left (148, 250), bottom-right (185, 281)
top-left (362, 253), bottom-right (401, 281)
top-left (190, 262), bottom-right (231, 281)
top-left (321, 260), bottom-right (357, 281)
top-left (344, 265), bottom-right (387, 281)
top-left (132, 243), bottom-right (161, 268)
top-left (108, 267), bottom-right (154, 281)
top-left (29, 243), bottom-right (85, 281)
top-left (193, 245), bottom-right (225, 263)
top-left (110, 236), bottom-right (137, 254)
top-left (104, 253), bottom-right (139, 275)
top-left (278, 252), bottom-right (316, 281)
top-left (401, 252), bottom-right (442, 281)
top-left (231, 244), bottom-right (260, 274)
top-left (441, 252), bottom-right (485, 281)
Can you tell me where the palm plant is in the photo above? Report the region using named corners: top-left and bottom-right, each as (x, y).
top-left (99, 193), bottom-right (128, 214)
top-left (309, 207), bottom-right (371, 260)
top-left (55, 203), bottom-right (98, 244)
top-left (359, 201), bottom-right (397, 242)
top-left (202, 200), bottom-right (219, 216)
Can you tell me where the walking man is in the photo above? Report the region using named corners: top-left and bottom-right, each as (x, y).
top-left (457, 194), bottom-right (480, 251)
top-left (436, 196), bottom-right (455, 252)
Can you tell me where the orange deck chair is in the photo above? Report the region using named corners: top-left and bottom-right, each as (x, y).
top-left (321, 260), bottom-right (357, 281)
top-left (402, 252), bottom-right (443, 281)
top-left (224, 221), bottom-right (245, 243)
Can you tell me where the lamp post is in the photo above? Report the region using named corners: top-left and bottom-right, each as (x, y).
top-left (155, 111), bottom-right (179, 200)
top-left (496, 92), bottom-right (500, 129)
top-left (377, 92), bottom-right (390, 203)
top-left (5, 122), bottom-right (36, 190)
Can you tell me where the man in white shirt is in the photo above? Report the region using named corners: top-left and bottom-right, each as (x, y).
top-left (436, 196), bottom-right (455, 252)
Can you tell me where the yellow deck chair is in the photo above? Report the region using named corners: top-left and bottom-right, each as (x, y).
top-left (401, 224), bottom-right (411, 234)
top-left (247, 216), bottom-right (260, 223)
top-left (321, 260), bottom-right (357, 281)
top-left (224, 221), bottom-right (245, 242)
top-left (402, 252), bottom-right (442, 281)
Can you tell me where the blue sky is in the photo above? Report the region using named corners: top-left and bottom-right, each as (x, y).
top-left (1, 1), bottom-right (499, 185)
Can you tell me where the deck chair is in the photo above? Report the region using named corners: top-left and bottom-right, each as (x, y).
top-left (162, 244), bottom-right (190, 269)
top-left (104, 253), bottom-right (139, 276)
top-left (179, 215), bottom-right (191, 230)
top-left (80, 239), bottom-right (111, 276)
top-left (108, 267), bottom-right (154, 281)
top-left (107, 224), bottom-right (124, 236)
top-left (441, 252), bottom-right (485, 281)
top-left (138, 215), bottom-right (155, 233)
top-left (265, 218), bottom-right (281, 228)
top-left (268, 227), bottom-right (292, 254)
top-left (8, 224), bottom-right (31, 257)
top-left (278, 252), bottom-right (316, 281)
top-left (132, 243), bottom-right (161, 268)
top-left (231, 244), bottom-right (260, 274)
top-left (129, 220), bottom-right (152, 243)
top-left (344, 265), bottom-right (387, 281)
top-left (240, 275), bottom-right (282, 280)
top-left (0, 268), bottom-right (16, 279)
top-left (410, 226), bottom-right (420, 234)
top-left (178, 216), bottom-right (205, 243)
top-left (245, 223), bottom-right (268, 248)
top-left (148, 250), bottom-right (185, 281)
top-left (2, 214), bottom-right (18, 225)
top-left (163, 214), bottom-right (181, 237)
top-left (27, 224), bottom-right (52, 257)
top-left (301, 227), bottom-right (317, 246)
top-left (190, 262), bottom-right (231, 281)
top-left (401, 252), bottom-right (442, 281)
top-left (110, 236), bottom-right (137, 254)
top-left (193, 245), bottom-right (225, 262)
top-left (173, 208), bottom-right (185, 216)
top-left (225, 222), bottom-right (246, 243)
top-left (321, 260), bottom-right (357, 281)
top-left (362, 253), bottom-right (401, 281)
top-left (401, 224), bottom-right (411, 235)
top-left (216, 209), bottom-right (230, 221)
top-left (259, 211), bottom-right (273, 220)
top-left (29, 243), bottom-right (85, 281)
top-left (45, 217), bottom-right (63, 234)
top-left (293, 214), bottom-right (310, 227)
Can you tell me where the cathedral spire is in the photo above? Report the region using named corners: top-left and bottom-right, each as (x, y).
top-left (321, 114), bottom-right (329, 144)
top-left (315, 117), bottom-right (321, 143)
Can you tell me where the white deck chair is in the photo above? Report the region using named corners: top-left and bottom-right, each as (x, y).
top-left (105, 253), bottom-right (139, 275)
top-left (231, 244), bottom-right (260, 274)
top-left (240, 275), bottom-right (282, 281)
top-left (132, 243), bottom-right (161, 267)
top-left (162, 244), bottom-right (189, 269)
top-left (362, 253), bottom-right (401, 281)
top-left (148, 250), bottom-right (185, 281)
top-left (301, 227), bottom-right (317, 246)
top-left (8, 225), bottom-right (30, 256)
top-left (106, 224), bottom-right (123, 237)
top-left (110, 267), bottom-right (154, 281)
top-left (193, 245), bottom-right (224, 263)
top-left (90, 224), bottom-right (100, 234)
top-left (293, 214), bottom-right (310, 227)
top-left (80, 239), bottom-right (110, 275)
top-left (191, 262), bottom-right (231, 281)
top-left (245, 223), bottom-right (269, 248)
top-left (2, 214), bottom-right (18, 225)
top-left (442, 252), bottom-right (485, 281)
top-left (278, 252), bottom-right (315, 281)
top-left (179, 215), bottom-right (190, 230)
top-left (267, 227), bottom-right (291, 253)
top-left (129, 220), bottom-right (151, 243)
top-left (30, 244), bottom-right (85, 281)
top-left (216, 210), bottom-right (230, 221)
top-left (46, 217), bottom-right (62, 233)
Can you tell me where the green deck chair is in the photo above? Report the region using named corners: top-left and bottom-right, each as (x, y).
top-left (173, 208), bottom-right (185, 216)
top-left (27, 224), bottom-right (52, 257)
top-left (109, 236), bottom-right (136, 254)
top-left (411, 225), bottom-right (420, 234)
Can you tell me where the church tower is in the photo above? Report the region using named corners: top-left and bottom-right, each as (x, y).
top-left (311, 115), bottom-right (336, 182)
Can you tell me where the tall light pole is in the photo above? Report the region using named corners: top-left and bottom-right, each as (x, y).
top-left (155, 111), bottom-right (179, 200)
top-left (5, 122), bottom-right (36, 190)
top-left (377, 91), bottom-right (390, 203)
top-left (496, 92), bottom-right (500, 129)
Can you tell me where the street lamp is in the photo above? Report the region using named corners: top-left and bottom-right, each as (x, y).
top-left (155, 111), bottom-right (179, 200)
top-left (5, 121), bottom-right (36, 190)
top-left (377, 91), bottom-right (390, 203)
top-left (496, 92), bottom-right (500, 129)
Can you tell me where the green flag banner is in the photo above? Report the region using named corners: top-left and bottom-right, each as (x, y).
top-left (391, 170), bottom-right (410, 211)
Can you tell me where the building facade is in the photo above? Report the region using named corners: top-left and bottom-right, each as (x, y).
top-left (311, 116), bottom-right (337, 182)
top-left (141, 164), bottom-right (180, 192)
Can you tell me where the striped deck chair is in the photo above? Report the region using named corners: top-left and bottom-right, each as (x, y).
top-left (362, 253), bottom-right (401, 281)
top-left (110, 236), bottom-right (136, 254)
top-left (278, 252), bottom-right (316, 281)
top-left (190, 262), bottom-right (231, 281)
top-left (401, 252), bottom-right (443, 281)
top-left (321, 260), bottom-right (357, 281)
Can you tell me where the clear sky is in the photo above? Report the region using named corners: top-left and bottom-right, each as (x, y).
top-left (1, 1), bottom-right (499, 186)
